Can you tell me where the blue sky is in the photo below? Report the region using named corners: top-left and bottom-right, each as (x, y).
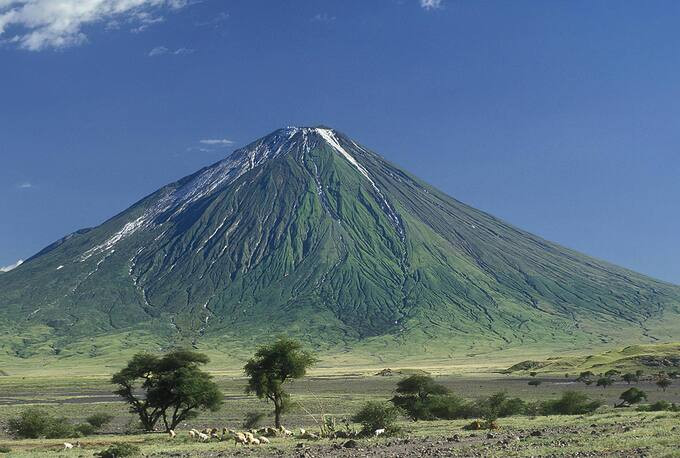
top-left (1, 0), bottom-right (679, 283)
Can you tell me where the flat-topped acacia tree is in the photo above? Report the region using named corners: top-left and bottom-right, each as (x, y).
top-left (244, 337), bottom-right (318, 428)
top-left (111, 350), bottom-right (223, 431)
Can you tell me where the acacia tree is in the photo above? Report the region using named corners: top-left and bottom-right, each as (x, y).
top-left (656, 377), bottom-right (672, 392)
top-left (616, 388), bottom-right (647, 407)
top-left (622, 373), bottom-right (638, 384)
top-left (244, 337), bottom-right (317, 428)
top-left (112, 350), bottom-right (223, 431)
top-left (391, 375), bottom-right (451, 420)
top-left (596, 377), bottom-right (613, 389)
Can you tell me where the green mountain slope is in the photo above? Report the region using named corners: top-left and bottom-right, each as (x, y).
top-left (1, 127), bottom-right (679, 365)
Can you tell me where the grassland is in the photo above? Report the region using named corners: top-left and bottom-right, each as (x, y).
top-left (1, 358), bottom-right (679, 457)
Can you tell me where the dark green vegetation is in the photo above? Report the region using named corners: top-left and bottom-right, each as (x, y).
top-left (244, 337), bottom-right (317, 428)
top-left (7, 408), bottom-right (112, 439)
top-left (111, 351), bottom-right (222, 431)
top-left (95, 443), bottom-right (141, 458)
top-left (1, 127), bottom-right (680, 368)
top-left (351, 401), bottom-right (402, 435)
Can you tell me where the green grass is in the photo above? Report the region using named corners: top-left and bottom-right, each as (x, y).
top-left (505, 342), bottom-right (680, 375)
top-left (2, 364), bottom-right (680, 456)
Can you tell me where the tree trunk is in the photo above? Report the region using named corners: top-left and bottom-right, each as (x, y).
top-left (274, 398), bottom-right (282, 428)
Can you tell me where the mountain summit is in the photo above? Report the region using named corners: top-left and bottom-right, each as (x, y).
top-left (2, 127), bottom-right (679, 363)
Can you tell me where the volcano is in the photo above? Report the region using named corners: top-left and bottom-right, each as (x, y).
top-left (1, 127), bottom-right (679, 362)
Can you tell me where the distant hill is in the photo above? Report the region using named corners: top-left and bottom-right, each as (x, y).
top-left (1, 127), bottom-right (679, 366)
top-left (505, 343), bottom-right (680, 375)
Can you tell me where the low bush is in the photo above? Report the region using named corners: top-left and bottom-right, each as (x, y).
top-left (0, 446), bottom-right (10, 454)
top-left (75, 423), bottom-right (97, 436)
top-left (86, 413), bottom-right (114, 429)
top-left (8, 408), bottom-right (110, 439)
top-left (637, 400), bottom-right (680, 412)
top-left (541, 391), bottom-right (602, 415)
top-left (352, 401), bottom-right (402, 435)
top-left (242, 411), bottom-right (266, 430)
top-left (7, 408), bottom-right (75, 439)
top-left (95, 444), bottom-right (141, 458)
top-left (473, 392), bottom-right (528, 420)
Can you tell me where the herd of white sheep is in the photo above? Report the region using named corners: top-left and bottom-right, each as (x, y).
top-left (183, 425), bottom-right (294, 446)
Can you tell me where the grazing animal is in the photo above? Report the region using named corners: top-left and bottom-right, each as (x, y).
top-left (63, 441), bottom-right (80, 450)
top-left (258, 436), bottom-right (270, 444)
top-left (233, 432), bottom-right (248, 445)
top-left (375, 428), bottom-right (386, 437)
top-left (197, 432), bottom-right (210, 442)
top-left (280, 427), bottom-right (293, 436)
top-left (188, 430), bottom-right (197, 439)
top-left (168, 429), bottom-right (176, 438)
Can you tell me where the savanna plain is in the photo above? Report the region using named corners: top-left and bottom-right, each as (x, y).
top-left (1, 345), bottom-right (679, 458)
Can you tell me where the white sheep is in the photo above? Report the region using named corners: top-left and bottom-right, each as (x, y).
top-left (197, 432), bottom-right (210, 442)
top-left (258, 436), bottom-right (270, 444)
top-left (168, 429), bottom-right (176, 438)
top-left (233, 432), bottom-right (248, 445)
top-left (375, 428), bottom-right (386, 437)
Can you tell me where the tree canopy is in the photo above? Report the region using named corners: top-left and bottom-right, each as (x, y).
top-left (111, 350), bottom-right (222, 431)
top-left (618, 387), bottom-right (647, 407)
top-left (244, 337), bottom-right (317, 428)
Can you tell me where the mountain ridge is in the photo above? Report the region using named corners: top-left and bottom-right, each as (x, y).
top-left (1, 126), bottom-right (679, 365)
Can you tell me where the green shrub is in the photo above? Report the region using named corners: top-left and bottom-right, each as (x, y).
top-left (75, 423), bottom-right (97, 436)
top-left (0, 446), bottom-right (10, 454)
top-left (7, 408), bottom-right (75, 439)
top-left (86, 413), bottom-right (114, 429)
top-left (637, 400), bottom-right (679, 412)
top-left (427, 394), bottom-right (472, 420)
top-left (541, 391), bottom-right (602, 415)
top-left (96, 444), bottom-right (141, 458)
top-left (474, 392), bottom-right (527, 420)
top-left (352, 401), bottom-right (402, 435)
top-left (242, 411), bottom-right (266, 429)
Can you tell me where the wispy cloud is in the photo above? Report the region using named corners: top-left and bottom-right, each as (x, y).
top-left (420, 0), bottom-right (443, 10)
top-left (311, 13), bottom-right (335, 23)
top-left (195, 11), bottom-right (228, 28)
top-left (0, 259), bottom-right (23, 272)
top-left (17, 181), bottom-right (33, 189)
top-left (200, 138), bottom-right (234, 146)
top-left (0, 0), bottom-right (191, 51)
top-left (148, 45), bottom-right (194, 56)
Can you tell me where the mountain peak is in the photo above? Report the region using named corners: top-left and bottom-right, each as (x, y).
top-left (2, 126), bottom-right (679, 363)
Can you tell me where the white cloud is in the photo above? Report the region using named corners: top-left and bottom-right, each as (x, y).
top-left (0, 0), bottom-right (190, 51)
top-left (311, 13), bottom-right (335, 23)
top-left (200, 138), bottom-right (234, 146)
top-left (148, 45), bottom-right (193, 56)
top-left (17, 181), bottom-right (33, 189)
top-left (0, 259), bottom-right (23, 272)
top-left (148, 45), bottom-right (168, 56)
top-left (420, 0), bottom-right (443, 10)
